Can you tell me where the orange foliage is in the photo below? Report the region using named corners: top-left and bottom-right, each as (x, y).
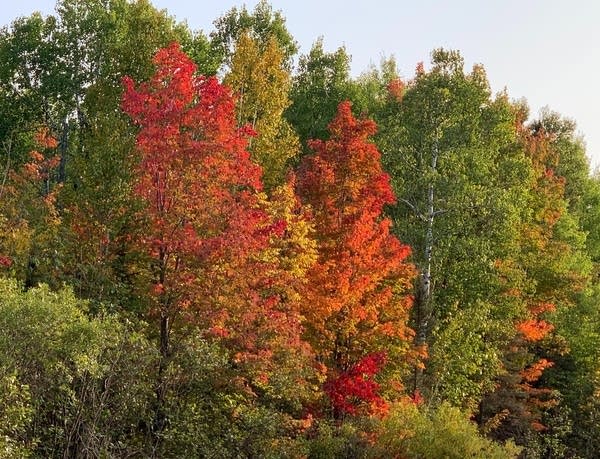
top-left (0, 127), bottom-right (61, 281)
top-left (520, 358), bottom-right (554, 384)
top-left (516, 319), bottom-right (554, 342)
top-left (296, 102), bottom-right (415, 414)
top-left (387, 78), bottom-right (405, 103)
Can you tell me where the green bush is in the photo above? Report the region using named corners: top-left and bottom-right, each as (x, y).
top-left (372, 402), bottom-right (521, 459)
top-left (0, 278), bottom-right (157, 457)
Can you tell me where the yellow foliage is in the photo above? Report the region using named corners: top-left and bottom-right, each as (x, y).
top-left (225, 33), bottom-right (299, 190)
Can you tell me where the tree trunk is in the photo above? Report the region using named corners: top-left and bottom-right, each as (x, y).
top-left (413, 145), bottom-right (437, 394)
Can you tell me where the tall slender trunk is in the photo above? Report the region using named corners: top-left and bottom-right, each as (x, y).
top-left (58, 119), bottom-right (69, 183)
top-left (151, 248), bottom-right (170, 453)
top-left (413, 144), bottom-right (437, 394)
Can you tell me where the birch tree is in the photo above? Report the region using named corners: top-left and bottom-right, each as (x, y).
top-left (379, 49), bottom-right (529, 404)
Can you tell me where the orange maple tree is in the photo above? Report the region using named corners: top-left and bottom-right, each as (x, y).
top-left (296, 101), bottom-right (415, 416)
top-left (0, 127), bottom-right (61, 285)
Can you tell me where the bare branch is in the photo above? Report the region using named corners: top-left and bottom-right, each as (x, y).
top-left (399, 198), bottom-right (426, 221)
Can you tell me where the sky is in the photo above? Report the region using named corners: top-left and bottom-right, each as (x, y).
top-left (2, 0), bottom-right (599, 169)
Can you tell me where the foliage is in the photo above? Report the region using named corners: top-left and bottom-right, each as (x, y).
top-left (225, 32), bottom-right (299, 190)
top-left (0, 278), bottom-right (158, 458)
top-left (372, 402), bottom-right (521, 458)
top-left (296, 101), bottom-right (415, 415)
top-left (428, 301), bottom-right (513, 411)
top-left (287, 38), bottom-right (357, 153)
top-left (324, 352), bottom-right (388, 417)
top-left (1, 1), bottom-right (599, 456)
top-left (211, 0), bottom-right (298, 70)
top-left (0, 128), bottom-right (61, 288)
top-left (378, 49), bottom-right (530, 404)
top-left (0, 373), bottom-right (33, 458)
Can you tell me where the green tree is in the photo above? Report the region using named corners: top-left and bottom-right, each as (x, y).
top-left (211, 0), bottom-right (297, 70)
top-left (287, 38), bottom-right (356, 152)
top-left (378, 49), bottom-right (530, 408)
top-left (478, 106), bottom-right (591, 454)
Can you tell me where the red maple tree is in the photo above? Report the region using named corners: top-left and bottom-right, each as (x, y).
top-left (122, 43), bottom-right (311, 387)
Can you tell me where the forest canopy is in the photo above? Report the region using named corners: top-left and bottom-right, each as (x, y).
top-left (1, 1), bottom-right (599, 458)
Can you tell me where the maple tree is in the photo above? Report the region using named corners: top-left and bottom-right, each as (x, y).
top-left (296, 101), bottom-right (415, 415)
top-left (0, 127), bottom-right (61, 288)
top-left (122, 42), bottom-right (315, 442)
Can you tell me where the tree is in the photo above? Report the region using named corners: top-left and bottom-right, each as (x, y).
top-left (0, 128), bottom-right (61, 288)
top-left (211, 0), bottom-right (297, 70)
top-left (287, 38), bottom-right (356, 153)
top-left (122, 42), bottom-right (313, 444)
top-left (478, 107), bottom-right (592, 452)
top-left (378, 50), bottom-right (530, 406)
top-left (0, 0), bottom-right (218, 308)
top-left (224, 32), bottom-right (299, 190)
top-left (296, 101), bottom-right (415, 416)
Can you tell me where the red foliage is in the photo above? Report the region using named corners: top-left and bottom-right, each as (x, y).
top-left (121, 43), bottom-right (307, 371)
top-left (324, 352), bottom-right (388, 416)
top-left (0, 255), bottom-right (12, 267)
top-left (33, 127), bottom-right (58, 149)
top-left (410, 389), bottom-right (424, 406)
top-left (415, 61), bottom-right (425, 76)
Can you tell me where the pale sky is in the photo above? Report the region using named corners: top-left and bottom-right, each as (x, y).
top-left (2, 1), bottom-right (599, 169)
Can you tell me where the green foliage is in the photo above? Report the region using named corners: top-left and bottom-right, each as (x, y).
top-left (0, 373), bottom-right (34, 458)
top-left (305, 419), bottom-right (372, 459)
top-left (0, 278), bottom-right (157, 457)
top-left (429, 302), bottom-right (514, 410)
top-left (287, 38), bottom-right (356, 152)
top-left (378, 48), bottom-right (530, 402)
top-left (211, 0), bottom-right (297, 70)
top-left (155, 333), bottom-right (297, 458)
top-left (372, 402), bottom-right (521, 458)
top-left (548, 284), bottom-right (600, 456)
